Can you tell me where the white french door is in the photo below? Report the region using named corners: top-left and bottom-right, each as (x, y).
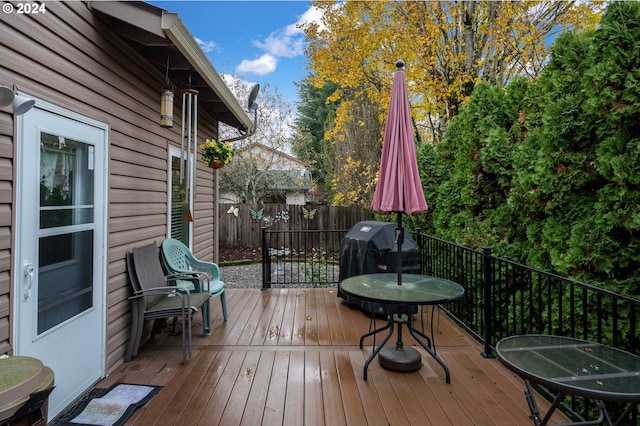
top-left (14, 103), bottom-right (107, 420)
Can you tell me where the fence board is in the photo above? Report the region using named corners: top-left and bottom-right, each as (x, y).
top-left (219, 204), bottom-right (374, 248)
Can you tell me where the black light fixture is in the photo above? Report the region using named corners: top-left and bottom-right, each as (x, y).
top-left (160, 86), bottom-right (174, 128)
top-left (160, 56), bottom-right (174, 128)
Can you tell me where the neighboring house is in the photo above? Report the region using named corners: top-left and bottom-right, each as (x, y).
top-left (0, 1), bottom-right (253, 420)
top-left (220, 142), bottom-right (311, 205)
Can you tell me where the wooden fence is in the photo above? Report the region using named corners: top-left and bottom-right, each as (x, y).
top-left (218, 204), bottom-right (375, 248)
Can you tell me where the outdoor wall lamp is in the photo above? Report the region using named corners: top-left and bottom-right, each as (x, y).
top-left (0, 85), bottom-right (35, 115)
top-left (160, 86), bottom-right (174, 128)
top-left (0, 85), bottom-right (13, 108)
top-left (13, 94), bottom-right (35, 115)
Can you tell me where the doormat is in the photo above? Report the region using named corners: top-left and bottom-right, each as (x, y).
top-left (51, 383), bottom-right (162, 426)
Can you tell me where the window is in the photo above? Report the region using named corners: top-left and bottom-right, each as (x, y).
top-left (169, 151), bottom-right (190, 245)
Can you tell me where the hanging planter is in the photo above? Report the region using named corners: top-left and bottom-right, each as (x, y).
top-left (199, 138), bottom-right (235, 168)
top-left (208, 159), bottom-right (226, 169)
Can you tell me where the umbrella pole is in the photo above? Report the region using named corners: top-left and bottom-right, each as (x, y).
top-left (379, 211), bottom-right (422, 373)
top-left (396, 212), bottom-right (403, 286)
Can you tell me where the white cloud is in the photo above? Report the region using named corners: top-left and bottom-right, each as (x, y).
top-left (235, 54), bottom-right (277, 76)
top-left (253, 34), bottom-right (305, 58)
top-left (195, 37), bottom-right (219, 53)
top-left (235, 5), bottom-right (322, 77)
top-left (246, 5), bottom-right (321, 61)
top-left (295, 5), bottom-right (325, 33)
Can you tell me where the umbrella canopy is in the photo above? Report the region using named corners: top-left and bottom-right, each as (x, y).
top-left (371, 60), bottom-right (427, 215)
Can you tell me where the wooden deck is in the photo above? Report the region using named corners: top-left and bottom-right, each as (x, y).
top-left (89, 288), bottom-right (569, 425)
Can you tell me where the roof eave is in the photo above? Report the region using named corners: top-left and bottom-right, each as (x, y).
top-left (160, 13), bottom-right (254, 133)
top-left (88, 1), bottom-right (253, 132)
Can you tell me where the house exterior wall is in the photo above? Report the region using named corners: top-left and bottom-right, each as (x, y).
top-left (219, 191), bottom-right (240, 204)
top-left (286, 192), bottom-right (307, 205)
top-left (220, 192), bottom-right (307, 206)
top-left (242, 143), bottom-right (307, 171)
top-left (0, 2), bottom-right (219, 373)
top-left (0, 111), bottom-right (12, 356)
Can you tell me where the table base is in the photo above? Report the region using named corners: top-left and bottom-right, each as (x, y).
top-left (379, 346), bottom-right (422, 372)
top-left (524, 379), bottom-right (636, 426)
top-left (359, 310), bottom-right (452, 383)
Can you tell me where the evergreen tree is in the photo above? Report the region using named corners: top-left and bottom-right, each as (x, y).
top-left (292, 76), bottom-right (340, 194)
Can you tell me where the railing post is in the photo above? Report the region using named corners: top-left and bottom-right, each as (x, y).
top-left (261, 227), bottom-right (271, 290)
top-left (481, 246), bottom-right (495, 358)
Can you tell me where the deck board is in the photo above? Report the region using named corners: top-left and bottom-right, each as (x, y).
top-left (80, 288), bottom-right (571, 425)
top-left (261, 351), bottom-right (288, 425)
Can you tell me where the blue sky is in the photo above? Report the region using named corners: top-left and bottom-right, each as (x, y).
top-left (148, 1), bottom-right (318, 106)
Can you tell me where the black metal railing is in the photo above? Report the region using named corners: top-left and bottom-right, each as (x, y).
top-left (261, 227), bottom-right (345, 289)
top-left (416, 233), bottom-right (640, 356)
top-left (416, 232), bottom-right (640, 423)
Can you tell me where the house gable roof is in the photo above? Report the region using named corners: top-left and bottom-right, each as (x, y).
top-left (235, 143), bottom-right (311, 191)
top-left (237, 142), bottom-right (309, 169)
top-left (88, 0), bottom-right (253, 132)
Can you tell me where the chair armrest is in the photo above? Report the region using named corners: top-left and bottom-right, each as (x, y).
top-left (128, 286), bottom-right (197, 311)
top-left (166, 272), bottom-right (200, 282)
top-left (165, 273), bottom-right (204, 292)
top-left (129, 286), bottom-right (190, 297)
top-left (187, 258), bottom-right (221, 281)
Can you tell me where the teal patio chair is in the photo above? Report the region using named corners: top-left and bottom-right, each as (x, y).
top-left (161, 239), bottom-right (228, 325)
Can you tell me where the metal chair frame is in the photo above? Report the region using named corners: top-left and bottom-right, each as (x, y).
top-left (126, 242), bottom-right (211, 364)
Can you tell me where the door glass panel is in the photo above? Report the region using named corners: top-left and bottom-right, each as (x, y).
top-left (40, 133), bottom-right (93, 229)
top-left (38, 133), bottom-right (94, 333)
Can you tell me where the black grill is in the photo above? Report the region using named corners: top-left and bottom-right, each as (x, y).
top-left (338, 221), bottom-right (421, 313)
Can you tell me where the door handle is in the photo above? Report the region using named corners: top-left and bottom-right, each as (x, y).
top-left (23, 261), bottom-right (34, 301)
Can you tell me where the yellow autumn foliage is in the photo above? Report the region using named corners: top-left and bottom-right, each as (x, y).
top-left (331, 157), bottom-right (378, 208)
top-left (303, 0), bottom-right (603, 206)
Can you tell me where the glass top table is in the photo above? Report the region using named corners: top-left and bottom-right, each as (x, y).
top-left (340, 273), bottom-right (464, 382)
top-left (340, 273), bottom-right (465, 306)
top-left (496, 334), bottom-right (640, 425)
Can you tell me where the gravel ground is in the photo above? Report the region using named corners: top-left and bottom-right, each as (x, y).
top-left (220, 263), bottom-right (263, 288)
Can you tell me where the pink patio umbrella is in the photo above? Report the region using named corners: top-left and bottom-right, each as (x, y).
top-left (371, 60), bottom-right (428, 286)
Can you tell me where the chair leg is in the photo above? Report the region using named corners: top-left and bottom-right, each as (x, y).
top-left (220, 292), bottom-right (228, 321)
top-left (187, 308), bottom-right (193, 361)
top-left (188, 311), bottom-right (193, 360)
top-left (202, 300), bottom-right (211, 336)
top-left (169, 317), bottom-right (178, 335)
top-left (181, 308), bottom-right (188, 364)
top-left (151, 319), bottom-right (165, 339)
top-left (126, 301), bottom-right (142, 362)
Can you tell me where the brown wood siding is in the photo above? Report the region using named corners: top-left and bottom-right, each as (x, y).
top-left (0, 112), bottom-right (14, 355)
top-left (0, 2), bottom-right (221, 373)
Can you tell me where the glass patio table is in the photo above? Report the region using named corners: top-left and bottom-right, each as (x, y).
top-left (496, 334), bottom-right (640, 426)
top-left (340, 273), bottom-right (464, 382)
